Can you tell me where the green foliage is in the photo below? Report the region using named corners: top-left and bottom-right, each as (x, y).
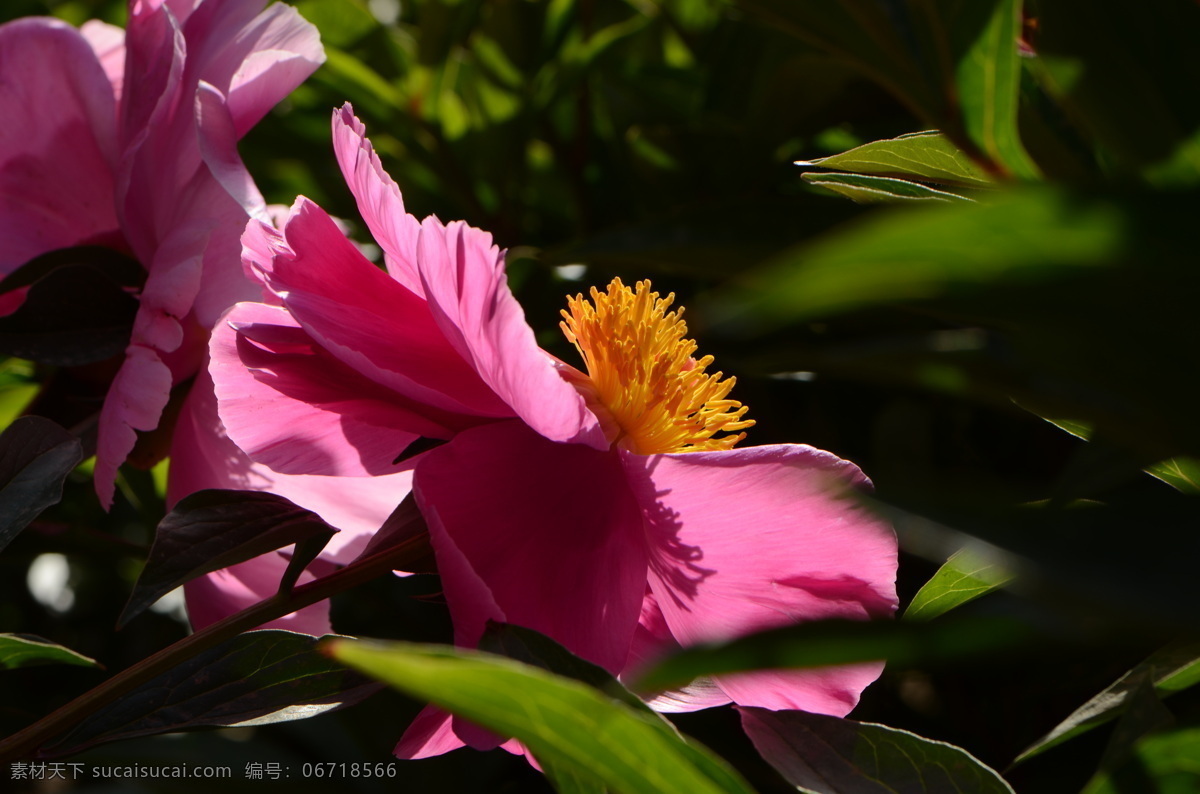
top-left (0, 633), bottom-right (98, 671)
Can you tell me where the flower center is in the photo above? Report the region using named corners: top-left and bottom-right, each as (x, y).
top-left (559, 278), bottom-right (754, 455)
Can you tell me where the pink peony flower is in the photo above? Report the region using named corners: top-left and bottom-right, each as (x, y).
top-left (0, 0), bottom-right (325, 507)
top-left (209, 104), bottom-right (899, 757)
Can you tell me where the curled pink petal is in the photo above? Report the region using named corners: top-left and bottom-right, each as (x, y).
top-left (332, 105), bottom-right (424, 294)
top-left (622, 444), bottom-right (898, 715)
top-left (95, 345), bottom-right (174, 508)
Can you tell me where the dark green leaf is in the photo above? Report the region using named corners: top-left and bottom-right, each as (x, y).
top-left (0, 250), bottom-right (142, 365)
top-left (635, 617), bottom-right (1037, 696)
top-left (0, 416), bottom-right (83, 551)
top-left (1015, 639), bottom-right (1200, 764)
top-left (46, 631), bottom-right (378, 757)
top-left (1030, 0), bottom-right (1200, 184)
top-left (802, 172), bottom-right (974, 204)
top-left (740, 707), bottom-right (1014, 794)
top-left (119, 490), bottom-right (337, 627)
top-left (903, 547), bottom-right (1015, 621)
top-left (0, 634), bottom-right (100, 671)
top-left (798, 131), bottom-right (994, 188)
top-left (328, 639), bottom-right (756, 794)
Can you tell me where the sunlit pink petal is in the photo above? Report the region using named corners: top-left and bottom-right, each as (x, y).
top-left (80, 20), bottom-right (125, 101)
top-left (414, 420), bottom-right (647, 673)
top-left (622, 444), bottom-right (898, 715)
top-left (183, 553), bottom-right (330, 635)
top-left (331, 105), bottom-right (424, 294)
top-left (415, 217), bottom-right (604, 448)
top-left (624, 592), bottom-right (732, 713)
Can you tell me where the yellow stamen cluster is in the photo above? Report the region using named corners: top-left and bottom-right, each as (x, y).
top-left (560, 278), bottom-right (754, 455)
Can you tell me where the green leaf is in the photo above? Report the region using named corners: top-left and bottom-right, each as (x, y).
top-left (903, 547), bottom-right (1016, 621)
top-left (1015, 639), bottom-right (1200, 764)
top-left (0, 416), bottom-right (83, 552)
top-left (0, 634), bottom-right (100, 671)
top-left (1081, 726), bottom-right (1200, 794)
top-left (740, 708), bottom-right (1015, 794)
top-left (327, 639), bottom-right (756, 794)
top-left (47, 631), bottom-right (378, 757)
top-left (798, 131), bottom-right (994, 188)
top-left (636, 617), bottom-right (1036, 696)
top-left (119, 490), bottom-right (337, 627)
top-left (950, 0), bottom-right (1040, 178)
top-left (1146, 458), bottom-right (1200, 495)
top-left (802, 172), bottom-right (974, 204)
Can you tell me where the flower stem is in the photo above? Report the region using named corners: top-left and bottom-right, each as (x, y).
top-left (0, 532), bottom-right (430, 762)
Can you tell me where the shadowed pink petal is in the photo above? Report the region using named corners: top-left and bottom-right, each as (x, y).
top-left (414, 420), bottom-right (647, 673)
top-left (258, 199), bottom-right (510, 419)
top-left (0, 19), bottom-right (118, 276)
top-left (395, 706), bottom-right (465, 759)
top-left (95, 345), bottom-right (174, 507)
top-left (211, 301), bottom-right (444, 476)
top-left (625, 592), bottom-right (732, 713)
top-left (622, 444), bottom-right (898, 715)
top-left (183, 553), bottom-right (330, 635)
top-left (170, 365), bottom-right (413, 564)
top-left (332, 105), bottom-right (423, 294)
top-left (416, 217), bottom-right (603, 448)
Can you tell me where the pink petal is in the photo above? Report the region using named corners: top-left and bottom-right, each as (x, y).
top-left (95, 345), bottom-right (174, 508)
top-left (80, 20), bottom-right (125, 101)
top-left (414, 420), bottom-right (647, 673)
top-left (622, 444), bottom-right (898, 715)
top-left (624, 592), bottom-right (732, 713)
top-left (183, 553), bottom-right (331, 635)
top-left (416, 217), bottom-right (604, 447)
top-left (258, 198), bottom-right (510, 419)
top-left (331, 105), bottom-right (424, 294)
top-left (395, 706), bottom-right (465, 759)
top-left (170, 364), bottom-right (413, 564)
top-left (210, 301), bottom-right (444, 476)
top-left (0, 18), bottom-right (118, 275)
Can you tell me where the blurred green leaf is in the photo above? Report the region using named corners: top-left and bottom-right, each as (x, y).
top-left (904, 547), bottom-right (1016, 621)
top-left (636, 616), bottom-right (1037, 696)
top-left (0, 634), bottom-right (99, 671)
top-left (798, 131), bottom-right (994, 188)
top-left (802, 172), bottom-right (974, 204)
top-left (119, 490), bottom-right (336, 628)
top-left (741, 707), bottom-right (1015, 794)
top-left (293, 0), bottom-right (378, 48)
top-left (328, 639), bottom-right (755, 794)
top-left (47, 631), bottom-right (378, 757)
top-left (316, 48), bottom-right (401, 119)
top-left (1015, 639), bottom-right (1200, 764)
top-left (1080, 726), bottom-right (1200, 794)
top-left (0, 416), bottom-right (83, 552)
top-left (1146, 458), bottom-right (1200, 495)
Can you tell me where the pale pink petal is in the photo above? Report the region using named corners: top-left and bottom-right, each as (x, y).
top-left (331, 105), bottom-right (424, 294)
top-left (169, 364), bottom-right (413, 564)
top-left (195, 82), bottom-right (268, 222)
top-left (258, 199), bottom-right (509, 419)
top-left (416, 217), bottom-right (604, 448)
top-left (95, 345), bottom-right (174, 508)
top-left (622, 444), bottom-right (898, 716)
top-left (180, 0), bottom-right (322, 137)
top-left (414, 420), bottom-right (647, 674)
top-left (0, 18), bottom-right (118, 275)
top-left (210, 302), bottom-right (442, 476)
top-left (183, 552), bottom-right (330, 635)
top-left (80, 20), bottom-right (125, 101)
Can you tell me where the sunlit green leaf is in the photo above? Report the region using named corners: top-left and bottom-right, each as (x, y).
top-left (798, 131), bottom-right (994, 188)
top-left (904, 547), bottom-right (1016, 621)
top-left (802, 172), bottom-right (974, 204)
top-left (741, 708), bottom-right (1015, 794)
top-left (0, 634), bottom-right (100, 671)
top-left (328, 639), bottom-right (755, 794)
top-left (1146, 458), bottom-right (1200, 495)
top-left (1081, 726), bottom-right (1200, 794)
